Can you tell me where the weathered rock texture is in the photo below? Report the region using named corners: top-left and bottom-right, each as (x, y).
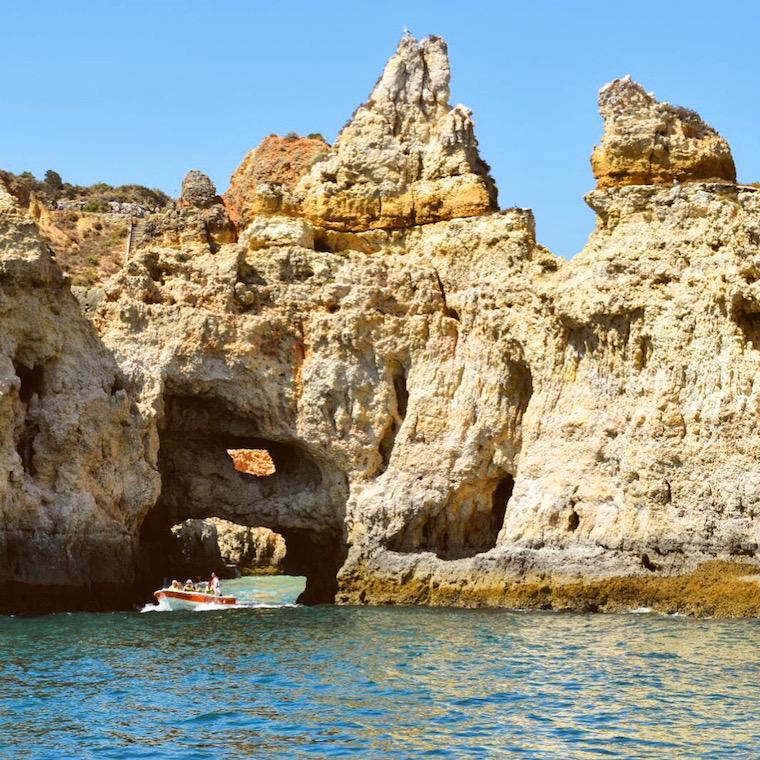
top-left (0, 174), bottom-right (157, 612)
top-left (213, 520), bottom-right (286, 573)
top-left (224, 134), bottom-right (329, 227)
top-left (592, 76), bottom-right (737, 188)
top-left (2, 37), bottom-right (760, 615)
top-left (296, 34), bottom-right (497, 231)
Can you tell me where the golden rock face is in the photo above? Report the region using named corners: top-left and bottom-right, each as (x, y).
top-left (591, 76), bottom-right (736, 188)
top-left (295, 35), bottom-right (497, 231)
top-left (5, 36), bottom-right (760, 615)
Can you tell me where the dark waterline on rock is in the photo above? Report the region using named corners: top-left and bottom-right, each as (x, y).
top-left (2, 576), bottom-right (760, 758)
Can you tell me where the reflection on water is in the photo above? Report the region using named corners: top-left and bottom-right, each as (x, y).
top-left (2, 578), bottom-right (760, 758)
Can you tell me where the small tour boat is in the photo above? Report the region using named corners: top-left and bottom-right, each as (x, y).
top-left (154, 587), bottom-right (237, 611)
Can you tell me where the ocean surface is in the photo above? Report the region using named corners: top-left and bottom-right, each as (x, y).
top-left (2, 575), bottom-right (760, 759)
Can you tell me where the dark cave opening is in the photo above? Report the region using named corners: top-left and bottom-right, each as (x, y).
top-left (137, 393), bottom-right (347, 605)
top-left (13, 360), bottom-right (44, 404)
top-left (389, 472), bottom-right (516, 560)
top-left (567, 509), bottom-right (580, 532)
top-left (490, 474), bottom-right (514, 541)
top-left (393, 368), bottom-right (409, 419)
top-left (734, 304), bottom-right (760, 348)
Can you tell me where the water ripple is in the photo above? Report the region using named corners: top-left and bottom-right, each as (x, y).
top-left (1, 579), bottom-right (760, 757)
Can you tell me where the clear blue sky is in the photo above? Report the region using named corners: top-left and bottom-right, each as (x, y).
top-left (2, 1), bottom-right (758, 257)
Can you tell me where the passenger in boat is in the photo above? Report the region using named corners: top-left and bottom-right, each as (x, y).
top-left (210, 572), bottom-right (221, 596)
top-left (184, 579), bottom-right (194, 591)
top-left (171, 580), bottom-right (181, 590)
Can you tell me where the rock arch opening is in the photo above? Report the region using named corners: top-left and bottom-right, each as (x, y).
top-left (138, 392), bottom-right (348, 605)
top-left (227, 448), bottom-right (276, 477)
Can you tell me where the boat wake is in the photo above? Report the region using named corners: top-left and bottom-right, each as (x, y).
top-left (140, 600), bottom-right (298, 613)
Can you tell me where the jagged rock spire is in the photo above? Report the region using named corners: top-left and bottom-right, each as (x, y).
top-left (591, 75), bottom-right (736, 188)
top-left (296, 34), bottom-right (498, 231)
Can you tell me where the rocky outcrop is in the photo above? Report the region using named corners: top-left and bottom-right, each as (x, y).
top-left (180, 170), bottom-right (220, 209)
top-left (3, 35), bottom-right (760, 615)
top-left (591, 76), bottom-right (737, 188)
top-left (213, 520), bottom-right (286, 574)
top-left (296, 34), bottom-right (497, 231)
top-left (223, 134), bottom-right (329, 227)
top-left (133, 171), bottom-right (235, 253)
top-left (0, 174), bottom-right (157, 612)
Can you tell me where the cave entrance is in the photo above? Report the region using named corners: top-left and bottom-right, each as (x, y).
top-left (389, 473), bottom-right (515, 560)
top-left (138, 393), bottom-right (348, 605)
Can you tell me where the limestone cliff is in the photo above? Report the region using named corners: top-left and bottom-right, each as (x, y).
top-left (0, 175), bottom-right (158, 612)
top-left (591, 76), bottom-right (736, 188)
top-left (2, 36), bottom-right (760, 615)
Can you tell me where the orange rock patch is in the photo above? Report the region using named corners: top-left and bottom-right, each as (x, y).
top-left (223, 134), bottom-right (329, 227)
top-left (227, 448), bottom-right (276, 476)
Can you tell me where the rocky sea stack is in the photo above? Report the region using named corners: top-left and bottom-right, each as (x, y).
top-left (2, 35), bottom-right (760, 615)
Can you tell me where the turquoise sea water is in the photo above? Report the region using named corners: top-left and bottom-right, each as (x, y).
top-left (2, 576), bottom-right (760, 759)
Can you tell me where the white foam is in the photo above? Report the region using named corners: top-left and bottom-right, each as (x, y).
top-left (139, 600), bottom-right (299, 613)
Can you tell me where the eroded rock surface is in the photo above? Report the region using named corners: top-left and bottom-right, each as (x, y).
top-left (296, 34), bottom-right (497, 231)
top-left (224, 134), bottom-right (329, 227)
top-left (592, 76), bottom-right (737, 188)
top-left (3, 36), bottom-right (760, 615)
top-left (0, 175), bottom-right (158, 612)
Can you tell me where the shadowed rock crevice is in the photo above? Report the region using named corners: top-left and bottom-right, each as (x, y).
top-left (12, 359), bottom-right (45, 476)
top-left (378, 361), bottom-right (409, 474)
top-left (732, 296), bottom-right (760, 349)
top-left (388, 471), bottom-right (517, 559)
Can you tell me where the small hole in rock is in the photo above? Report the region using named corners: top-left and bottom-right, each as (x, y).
top-left (640, 553), bottom-right (659, 571)
top-left (227, 448), bottom-right (276, 477)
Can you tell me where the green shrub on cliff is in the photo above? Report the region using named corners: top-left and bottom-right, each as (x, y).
top-left (10, 170), bottom-right (171, 209)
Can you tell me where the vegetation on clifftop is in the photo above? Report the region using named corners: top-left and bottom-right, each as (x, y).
top-left (11, 169), bottom-right (171, 210)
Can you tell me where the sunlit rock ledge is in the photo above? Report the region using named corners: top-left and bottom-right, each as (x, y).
top-left (1, 34), bottom-right (760, 616)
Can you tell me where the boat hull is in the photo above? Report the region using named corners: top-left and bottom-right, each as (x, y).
top-left (154, 589), bottom-right (237, 611)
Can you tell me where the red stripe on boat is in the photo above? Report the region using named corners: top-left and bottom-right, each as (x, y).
top-left (154, 589), bottom-right (237, 605)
